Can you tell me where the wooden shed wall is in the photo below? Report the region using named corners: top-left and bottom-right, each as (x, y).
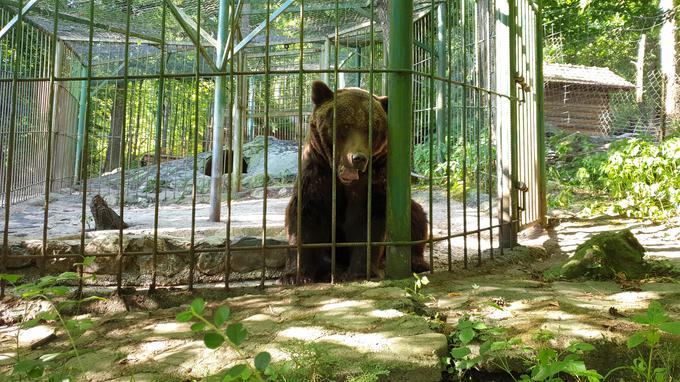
top-left (544, 83), bottom-right (610, 135)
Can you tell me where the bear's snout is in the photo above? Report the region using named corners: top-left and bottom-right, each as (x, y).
top-left (351, 153), bottom-right (368, 171)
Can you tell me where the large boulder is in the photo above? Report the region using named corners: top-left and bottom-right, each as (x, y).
top-left (241, 136), bottom-right (298, 188)
top-left (553, 229), bottom-right (648, 279)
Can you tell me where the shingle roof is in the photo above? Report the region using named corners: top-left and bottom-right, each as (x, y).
top-left (544, 63), bottom-right (635, 90)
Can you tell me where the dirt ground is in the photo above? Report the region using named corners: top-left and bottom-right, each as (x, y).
top-left (1, 214), bottom-right (679, 381)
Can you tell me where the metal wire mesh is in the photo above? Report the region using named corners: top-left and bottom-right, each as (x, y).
top-left (0, 0), bottom-right (544, 290)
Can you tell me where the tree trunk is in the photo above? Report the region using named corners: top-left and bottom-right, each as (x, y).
top-left (161, 83), bottom-right (172, 154)
top-left (660, 0), bottom-right (677, 121)
top-left (105, 79), bottom-right (126, 172)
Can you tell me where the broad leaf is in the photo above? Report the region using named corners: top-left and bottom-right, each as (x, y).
top-left (254, 352), bottom-right (271, 372)
top-left (0, 273), bottom-right (21, 283)
top-left (191, 298), bottom-right (205, 315)
top-left (627, 332), bottom-right (645, 349)
top-left (191, 322), bottom-right (206, 332)
top-left (204, 331), bottom-right (225, 349)
top-left (214, 306), bottom-right (231, 327)
top-left (659, 321), bottom-right (680, 335)
top-left (458, 328), bottom-right (475, 344)
top-left (450, 346), bottom-right (471, 359)
top-left (175, 311), bottom-right (193, 322)
top-left (226, 323), bottom-right (247, 346)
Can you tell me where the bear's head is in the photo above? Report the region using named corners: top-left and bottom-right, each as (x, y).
top-left (308, 81), bottom-right (388, 185)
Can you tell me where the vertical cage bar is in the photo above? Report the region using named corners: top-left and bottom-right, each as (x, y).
top-left (261, 0), bottom-right (271, 288)
top-left (509, 0), bottom-right (519, 244)
top-left (225, 0), bottom-right (237, 290)
top-left (535, 0), bottom-right (547, 226)
top-left (1, 0), bottom-right (24, 297)
top-left (41, 1), bottom-right (61, 276)
top-left (295, 0), bottom-right (305, 284)
top-left (461, 0), bottom-right (469, 269)
top-left (77, 0), bottom-right (96, 297)
top-left (385, 0), bottom-right (413, 279)
top-left (365, 0), bottom-right (374, 280)
top-left (116, 0), bottom-right (133, 294)
top-left (446, 0), bottom-right (453, 271)
top-left (150, 1), bottom-right (168, 292)
top-left (194, 0), bottom-right (204, 288)
top-left (428, 0), bottom-right (436, 273)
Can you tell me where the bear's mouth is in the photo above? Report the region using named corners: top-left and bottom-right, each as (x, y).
top-left (338, 166), bottom-right (361, 184)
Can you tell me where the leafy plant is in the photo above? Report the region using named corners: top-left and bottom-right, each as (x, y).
top-left (404, 273), bottom-right (437, 317)
top-left (547, 133), bottom-right (680, 221)
top-left (176, 298), bottom-right (271, 382)
top-left (1, 257), bottom-right (103, 381)
top-left (413, 133), bottom-right (496, 198)
top-left (445, 319), bottom-right (603, 382)
top-left (617, 301), bottom-right (680, 382)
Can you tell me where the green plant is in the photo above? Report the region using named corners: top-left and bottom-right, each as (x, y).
top-left (404, 273), bottom-right (436, 317)
top-left (602, 300), bottom-right (680, 382)
top-left (176, 298), bottom-right (271, 382)
top-left (517, 341), bottom-right (603, 382)
top-left (1, 257), bottom-right (103, 381)
top-left (445, 319), bottom-right (603, 382)
top-left (413, 134), bottom-right (496, 198)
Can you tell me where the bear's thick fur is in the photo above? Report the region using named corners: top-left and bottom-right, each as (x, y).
top-left (283, 81), bottom-right (429, 283)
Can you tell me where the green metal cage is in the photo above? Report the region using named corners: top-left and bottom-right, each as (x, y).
top-left (0, 0), bottom-right (545, 292)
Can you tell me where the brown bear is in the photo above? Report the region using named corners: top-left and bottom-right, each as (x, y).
top-left (283, 81), bottom-right (429, 283)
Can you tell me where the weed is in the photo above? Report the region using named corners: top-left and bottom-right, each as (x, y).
top-left (0, 257), bottom-right (103, 381)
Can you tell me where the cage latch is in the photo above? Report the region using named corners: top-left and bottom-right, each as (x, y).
top-left (515, 181), bottom-right (529, 212)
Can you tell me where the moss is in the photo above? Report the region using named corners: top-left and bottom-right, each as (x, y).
top-left (548, 229), bottom-right (648, 280)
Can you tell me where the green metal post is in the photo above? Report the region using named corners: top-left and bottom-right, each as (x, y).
top-left (435, 1), bottom-right (447, 163)
top-left (508, 0), bottom-right (519, 245)
top-left (232, 52), bottom-right (245, 192)
top-left (535, 0), bottom-right (547, 226)
top-left (386, 0), bottom-right (413, 279)
top-left (209, 0), bottom-right (229, 222)
top-left (74, 66), bottom-right (88, 181)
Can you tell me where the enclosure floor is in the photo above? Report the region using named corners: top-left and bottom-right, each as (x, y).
top-left (1, 235), bottom-right (678, 381)
top-left (1, 188), bottom-right (499, 266)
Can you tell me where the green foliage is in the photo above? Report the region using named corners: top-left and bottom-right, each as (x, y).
top-left (176, 298), bottom-right (270, 382)
top-left (2, 258), bottom-right (104, 381)
top-left (543, 0), bottom-right (662, 80)
top-left (404, 273), bottom-right (438, 318)
top-left (600, 137), bottom-right (680, 219)
top-left (623, 301), bottom-right (680, 382)
top-left (547, 133), bottom-right (680, 220)
top-left (445, 319), bottom-right (602, 381)
top-left (413, 134), bottom-right (496, 197)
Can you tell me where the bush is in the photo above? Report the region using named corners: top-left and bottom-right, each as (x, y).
top-left (547, 132), bottom-right (680, 220)
top-left (601, 136), bottom-right (680, 219)
top-left (413, 135), bottom-right (496, 197)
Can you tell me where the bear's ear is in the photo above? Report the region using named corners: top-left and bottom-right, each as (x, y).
top-left (311, 81), bottom-right (333, 106)
top-left (376, 96), bottom-right (388, 113)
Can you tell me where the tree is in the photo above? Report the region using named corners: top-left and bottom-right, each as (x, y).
top-left (543, 0), bottom-right (662, 80)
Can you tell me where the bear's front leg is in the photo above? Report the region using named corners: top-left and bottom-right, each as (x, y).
top-left (284, 174), bottom-right (334, 283)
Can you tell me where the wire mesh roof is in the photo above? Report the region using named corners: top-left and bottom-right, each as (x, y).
top-left (1, 0), bottom-right (383, 67)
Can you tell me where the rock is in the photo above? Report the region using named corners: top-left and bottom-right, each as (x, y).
top-left (84, 235), bottom-right (136, 275)
top-left (135, 237), bottom-right (189, 277)
top-left (194, 175), bottom-right (212, 195)
top-left (18, 325), bottom-right (56, 348)
top-left (230, 236), bottom-right (288, 273)
top-left (241, 136), bottom-right (298, 188)
top-left (551, 229), bottom-right (648, 279)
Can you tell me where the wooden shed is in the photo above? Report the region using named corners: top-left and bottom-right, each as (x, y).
top-left (544, 63), bottom-right (635, 135)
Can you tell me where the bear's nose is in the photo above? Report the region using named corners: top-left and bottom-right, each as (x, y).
top-left (351, 153), bottom-right (367, 169)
